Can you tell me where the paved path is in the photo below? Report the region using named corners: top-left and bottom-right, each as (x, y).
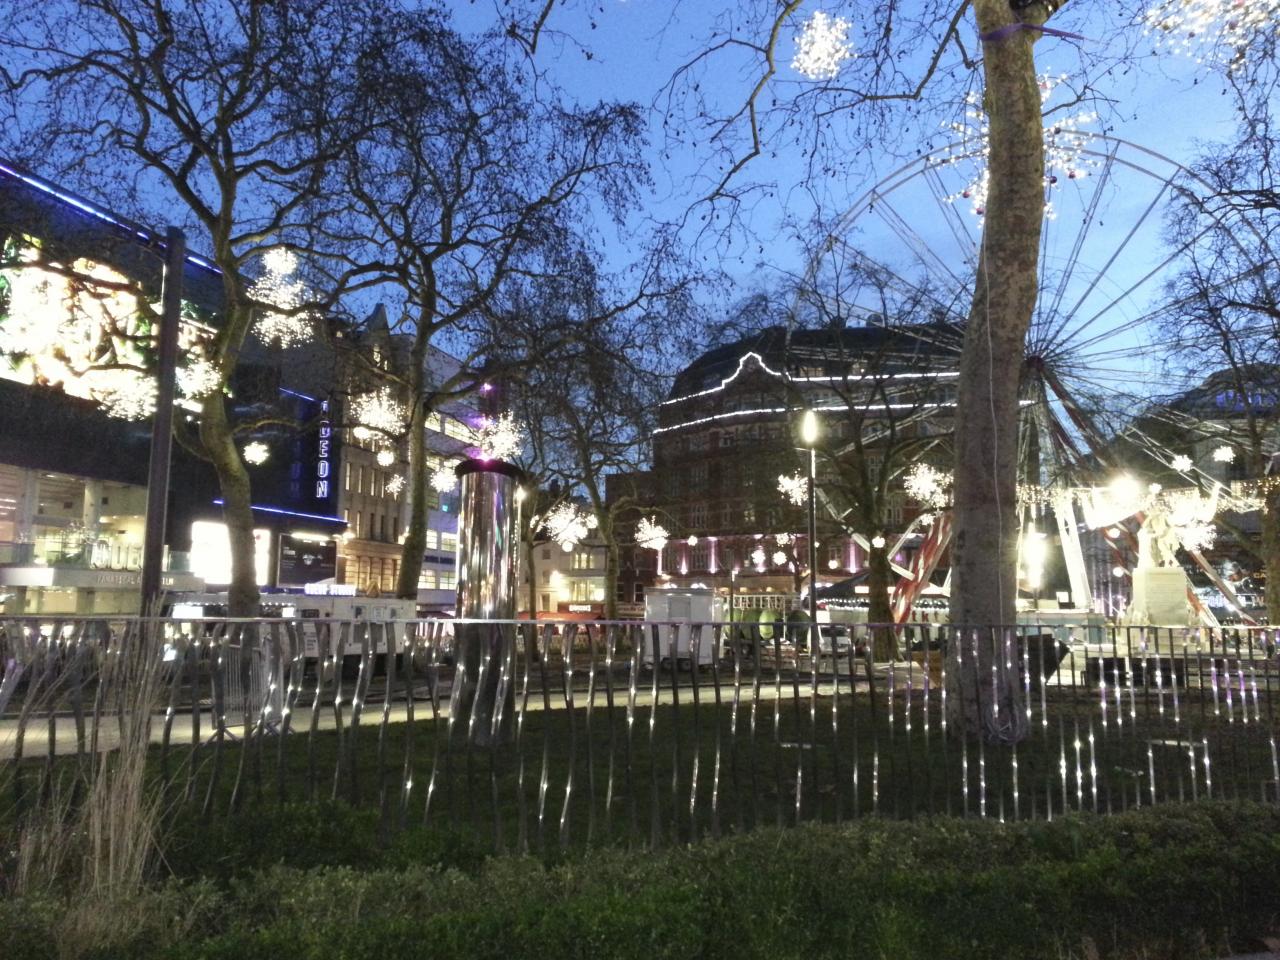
top-left (0, 678), bottom-right (870, 759)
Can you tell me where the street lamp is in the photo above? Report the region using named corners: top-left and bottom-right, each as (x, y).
top-left (802, 410), bottom-right (819, 654)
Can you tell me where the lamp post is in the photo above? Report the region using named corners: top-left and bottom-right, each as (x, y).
top-left (802, 410), bottom-right (819, 653)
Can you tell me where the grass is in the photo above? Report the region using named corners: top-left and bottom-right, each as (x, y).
top-left (4, 801), bottom-right (1280, 959)
top-left (6, 670), bottom-right (1278, 863)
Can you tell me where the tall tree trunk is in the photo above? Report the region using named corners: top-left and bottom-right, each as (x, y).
top-left (525, 535), bottom-right (538, 620)
top-left (200, 394), bottom-right (258, 616)
top-left (1264, 490), bottom-right (1280, 624)
top-left (947, 0), bottom-right (1046, 741)
top-left (866, 541), bottom-right (896, 661)
top-left (396, 396), bottom-right (428, 601)
top-left (602, 516), bottom-right (619, 620)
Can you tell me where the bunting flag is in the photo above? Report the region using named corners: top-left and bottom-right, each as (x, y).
top-left (892, 511), bottom-right (953, 624)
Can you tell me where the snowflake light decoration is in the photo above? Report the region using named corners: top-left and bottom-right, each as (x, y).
top-left (1212, 445), bottom-right (1235, 463)
top-left (904, 463), bottom-right (952, 508)
top-left (775, 532), bottom-right (794, 546)
top-left (751, 545), bottom-right (767, 568)
top-left (376, 449), bottom-right (395, 467)
top-left (543, 501), bottom-right (591, 553)
top-left (1171, 454), bottom-right (1194, 472)
top-left (243, 441), bottom-right (270, 465)
top-left (250, 248), bottom-right (312, 347)
top-left (778, 473), bottom-right (807, 507)
top-left (475, 412), bottom-right (523, 462)
top-left (350, 387), bottom-right (406, 440)
top-left (1142, 0), bottom-right (1280, 68)
top-left (177, 357), bottom-right (222, 400)
top-left (386, 474), bottom-right (405, 496)
top-left (636, 517), bottom-right (669, 551)
top-left (430, 461), bottom-right (459, 493)
top-left (771, 550), bottom-right (788, 566)
top-left (792, 11), bottom-right (854, 80)
top-left (933, 75), bottom-right (1097, 223)
top-left (1166, 489), bottom-right (1221, 553)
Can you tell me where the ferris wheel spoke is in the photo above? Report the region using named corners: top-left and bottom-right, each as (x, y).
top-left (1041, 142), bottom-right (1120, 338)
top-left (923, 164), bottom-right (979, 271)
top-left (1064, 259), bottom-right (1263, 358)
top-left (829, 238), bottom-right (968, 331)
top-left (1045, 177), bottom-right (1173, 350)
top-left (869, 189), bottom-right (971, 293)
top-left (1054, 217), bottom-right (1219, 351)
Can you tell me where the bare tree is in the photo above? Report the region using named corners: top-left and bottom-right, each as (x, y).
top-left (506, 251), bottom-right (699, 618)
top-left (1156, 120), bottom-right (1280, 618)
top-left (307, 6), bottom-right (652, 600)
top-left (0, 1), bottom-right (368, 613)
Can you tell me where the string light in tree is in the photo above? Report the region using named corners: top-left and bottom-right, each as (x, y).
top-left (177, 357), bottom-right (222, 400)
top-left (542, 501), bottom-right (592, 553)
top-left (778, 473), bottom-right (807, 507)
top-left (637, 517), bottom-right (669, 552)
top-left (1142, 0), bottom-right (1280, 68)
top-left (475, 412), bottom-right (523, 462)
top-left (430, 461), bottom-right (459, 493)
top-left (386, 474), bottom-right (405, 496)
top-left (0, 249), bottom-right (160, 419)
top-left (250, 248), bottom-right (312, 347)
top-left (350, 387), bottom-right (406, 441)
top-left (933, 75), bottom-right (1097, 222)
top-left (243, 441), bottom-right (270, 465)
top-left (82, 369), bottom-right (157, 420)
top-left (792, 10), bottom-right (855, 80)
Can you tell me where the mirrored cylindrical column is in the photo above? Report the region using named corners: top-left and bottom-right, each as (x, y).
top-left (453, 458), bottom-right (522, 745)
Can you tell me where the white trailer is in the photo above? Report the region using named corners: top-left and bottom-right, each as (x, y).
top-left (642, 588), bottom-right (724, 667)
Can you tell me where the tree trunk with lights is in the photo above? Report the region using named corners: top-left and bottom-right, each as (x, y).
top-left (866, 541), bottom-right (896, 661)
top-left (946, 0), bottom-right (1053, 743)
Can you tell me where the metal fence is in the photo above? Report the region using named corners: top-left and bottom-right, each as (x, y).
top-left (1, 616), bottom-right (1277, 853)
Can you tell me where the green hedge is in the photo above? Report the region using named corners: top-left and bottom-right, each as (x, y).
top-left (4, 802), bottom-right (1280, 960)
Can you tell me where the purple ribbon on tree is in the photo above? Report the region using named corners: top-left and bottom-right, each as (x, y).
top-left (980, 22), bottom-right (1087, 42)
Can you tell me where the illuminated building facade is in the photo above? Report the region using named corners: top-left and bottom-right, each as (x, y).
top-left (650, 325), bottom-right (959, 608)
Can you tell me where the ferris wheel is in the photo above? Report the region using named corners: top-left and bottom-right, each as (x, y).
top-left (798, 130), bottom-right (1278, 622)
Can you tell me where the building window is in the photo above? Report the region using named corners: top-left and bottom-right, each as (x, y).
top-left (691, 544), bottom-right (709, 570)
top-left (438, 572), bottom-right (456, 590)
top-left (441, 532), bottom-right (457, 554)
top-left (688, 502), bottom-right (708, 528)
top-left (571, 550), bottom-right (593, 570)
top-left (540, 592), bottom-right (551, 611)
top-left (345, 461), bottom-right (352, 491)
top-left (541, 546), bottom-right (551, 560)
top-left (542, 570), bottom-right (551, 584)
top-left (354, 512), bottom-right (363, 538)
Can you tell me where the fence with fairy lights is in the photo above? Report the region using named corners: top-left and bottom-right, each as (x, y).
top-left (1, 615), bottom-right (1277, 851)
